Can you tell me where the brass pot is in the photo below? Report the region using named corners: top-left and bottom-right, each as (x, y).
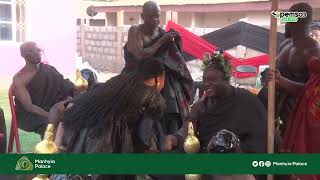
top-left (32, 174), bottom-right (49, 180)
top-left (75, 69), bottom-right (88, 92)
top-left (185, 174), bottom-right (202, 180)
top-left (184, 122), bottom-right (200, 154)
top-left (33, 124), bottom-right (58, 180)
top-left (34, 124), bottom-right (58, 154)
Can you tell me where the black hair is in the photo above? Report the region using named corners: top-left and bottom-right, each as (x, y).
top-left (284, 23), bottom-right (291, 39)
top-left (136, 59), bottom-right (165, 80)
top-left (63, 59), bottom-right (165, 140)
top-left (204, 60), bottom-right (229, 81)
top-left (142, 1), bottom-right (160, 14)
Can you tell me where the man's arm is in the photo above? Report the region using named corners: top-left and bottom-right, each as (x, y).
top-left (163, 102), bottom-right (200, 152)
top-left (266, 69), bottom-right (305, 97)
top-left (278, 76), bottom-right (305, 97)
top-left (127, 26), bottom-right (177, 60)
top-left (13, 77), bottom-right (48, 118)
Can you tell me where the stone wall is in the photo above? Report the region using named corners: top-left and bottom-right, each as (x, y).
top-left (76, 25), bottom-right (130, 73)
top-left (76, 25), bottom-right (219, 73)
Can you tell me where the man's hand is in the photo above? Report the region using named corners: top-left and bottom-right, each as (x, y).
top-left (265, 69), bottom-right (282, 85)
top-left (160, 31), bottom-right (180, 44)
top-left (163, 135), bottom-right (178, 152)
top-left (48, 99), bottom-right (72, 126)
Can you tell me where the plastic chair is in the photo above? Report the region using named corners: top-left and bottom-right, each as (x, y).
top-left (7, 85), bottom-right (21, 153)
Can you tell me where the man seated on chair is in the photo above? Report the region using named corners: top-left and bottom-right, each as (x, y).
top-left (12, 41), bottom-right (74, 139)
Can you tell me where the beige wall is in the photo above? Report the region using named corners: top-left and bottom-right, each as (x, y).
top-left (194, 13), bottom-right (204, 28)
top-left (202, 12), bottom-right (245, 28)
top-left (124, 12), bottom-right (140, 25)
top-left (246, 48), bottom-right (265, 58)
top-left (106, 13), bottom-right (117, 26)
top-left (159, 12), bottom-right (167, 26)
top-left (227, 46), bottom-right (265, 59)
top-left (178, 12), bottom-right (192, 27)
top-left (244, 11), bottom-right (270, 27)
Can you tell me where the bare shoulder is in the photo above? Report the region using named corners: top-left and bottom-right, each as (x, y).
top-left (13, 70), bottom-right (34, 87)
top-left (12, 73), bottom-right (25, 89)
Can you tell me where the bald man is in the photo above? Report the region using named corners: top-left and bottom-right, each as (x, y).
top-left (12, 42), bottom-right (74, 138)
top-left (123, 1), bottom-right (193, 135)
top-left (124, 1), bottom-right (178, 69)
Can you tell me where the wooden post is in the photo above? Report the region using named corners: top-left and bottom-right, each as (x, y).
top-left (268, 0), bottom-right (278, 180)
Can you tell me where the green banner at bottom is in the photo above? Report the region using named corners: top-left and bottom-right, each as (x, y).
top-left (0, 154), bottom-right (319, 174)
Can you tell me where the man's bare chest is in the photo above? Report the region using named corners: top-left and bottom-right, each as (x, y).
top-left (287, 48), bottom-right (308, 72)
top-left (141, 30), bottom-right (160, 44)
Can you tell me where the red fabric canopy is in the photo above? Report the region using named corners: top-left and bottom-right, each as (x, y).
top-left (166, 21), bottom-right (269, 78)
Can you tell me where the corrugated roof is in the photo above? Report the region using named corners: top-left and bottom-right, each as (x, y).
top-left (86, 0), bottom-right (269, 7)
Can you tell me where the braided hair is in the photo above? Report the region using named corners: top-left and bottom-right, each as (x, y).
top-left (63, 59), bottom-right (165, 137)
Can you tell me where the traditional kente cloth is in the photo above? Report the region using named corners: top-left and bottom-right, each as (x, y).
top-left (281, 57), bottom-right (320, 180)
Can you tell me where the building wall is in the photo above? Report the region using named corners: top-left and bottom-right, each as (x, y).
top-left (77, 25), bottom-right (126, 73)
top-left (106, 13), bottom-right (117, 26)
top-left (202, 12), bottom-right (245, 28)
top-left (77, 0), bottom-right (105, 19)
top-left (194, 13), bottom-right (204, 28)
top-left (124, 12), bottom-right (140, 25)
top-left (76, 26), bottom-right (223, 73)
top-left (26, 0), bottom-right (76, 76)
top-left (178, 12), bottom-right (192, 27)
top-left (244, 11), bottom-right (271, 28)
top-left (0, 0), bottom-right (76, 77)
top-left (160, 12), bottom-right (167, 26)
